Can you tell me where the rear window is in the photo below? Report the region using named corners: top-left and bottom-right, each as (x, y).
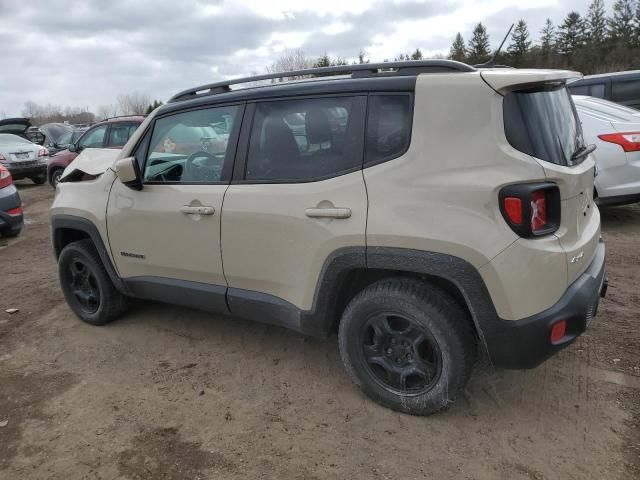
top-left (611, 79), bottom-right (640, 102)
top-left (504, 86), bottom-right (585, 166)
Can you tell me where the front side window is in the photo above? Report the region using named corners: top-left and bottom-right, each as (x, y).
top-left (366, 94), bottom-right (412, 165)
top-left (106, 123), bottom-right (139, 147)
top-left (143, 105), bottom-right (239, 183)
top-left (79, 125), bottom-right (107, 149)
top-left (245, 96), bottom-right (365, 182)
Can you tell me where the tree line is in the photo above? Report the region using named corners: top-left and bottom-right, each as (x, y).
top-left (449, 0), bottom-right (640, 72)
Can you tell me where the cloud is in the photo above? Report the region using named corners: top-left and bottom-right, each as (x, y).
top-left (0, 0), bottom-right (604, 117)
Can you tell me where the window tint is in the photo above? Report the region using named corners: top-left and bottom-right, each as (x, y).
top-left (106, 123), bottom-right (139, 147)
top-left (569, 85), bottom-right (590, 95)
top-left (143, 105), bottom-right (239, 183)
top-left (79, 125), bottom-right (107, 149)
top-left (366, 95), bottom-right (412, 165)
top-left (504, 86), bottom-right (585, 166)
top-left (611, 79), bottom-right (640, 102)
top-left (590, 83), bottom-right (606, 98)
top-left (245, 96), bottom-right (365, 182)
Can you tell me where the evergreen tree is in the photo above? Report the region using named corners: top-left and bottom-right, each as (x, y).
top-left (448, 32), bottom-right (467, 62)
top-left (540, 18), bottom-right (556, 54)
top-left (609, 0), bottom-right (635, 43)
top-left (410, 48), bottom-right (423, 60)
top-left (314, 54), bottom-right (331, 68)
top-left (507, 19), bottom-right (532, 57)
top-left (557, 12), bottom-right (586, 56)
top-left (467, 23), bottom-right (491, 62)
top-left (586, 0), bottom-right (607, 45)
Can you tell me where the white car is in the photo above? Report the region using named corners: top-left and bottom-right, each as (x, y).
top-left (573, 95), bottom-right (640, 206)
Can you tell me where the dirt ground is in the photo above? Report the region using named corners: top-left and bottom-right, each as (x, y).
top-left (1, 182), bottom-right (638, 480)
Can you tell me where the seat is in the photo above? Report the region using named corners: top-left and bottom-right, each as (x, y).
top-left (305, 108), bottom-right (333, 146)
top-left (259, 116), bottom-right (300, 178)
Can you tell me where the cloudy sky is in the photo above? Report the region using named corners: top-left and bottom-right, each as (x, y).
top-left (0, 0), bottom-right (603, 117)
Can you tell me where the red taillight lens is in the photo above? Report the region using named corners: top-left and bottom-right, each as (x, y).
top-left (598, 132), bottom-right (640, 152)
top-left (7, 206), bottom-right (22, 216)
top-left (550, 320), bottom-right (566, 343)
top-left (0, 166), bottom-right (12, 189)
top-left (503, 197), bottom-right (522, 224)
top-left (38, 148), bottom-right (49, 158)
top-left (530, 190), bottom-right (547, 232)
top-left (500, 183), bottom-right (560, 238)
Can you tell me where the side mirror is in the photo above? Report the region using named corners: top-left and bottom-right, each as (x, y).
top-left (68, 143), bottom-right (77, 152)
top-left (115, 157), bottom-right (142, 190)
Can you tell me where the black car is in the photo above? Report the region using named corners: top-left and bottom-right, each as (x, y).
top-left (568, 70), bottom-right (640, 109)
top-left (0, 164), bottom-right (23, 237)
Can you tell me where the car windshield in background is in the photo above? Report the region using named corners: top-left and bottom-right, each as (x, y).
top-left (0, 133), bottom-right (31, 145)
top-left (504, 86), bottom-right (586, 166)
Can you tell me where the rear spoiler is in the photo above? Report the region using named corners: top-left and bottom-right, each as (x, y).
top-left (480, 69), bottom-right (582, 94)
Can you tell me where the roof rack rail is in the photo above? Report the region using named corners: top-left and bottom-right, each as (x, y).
top-left (169, 60), bottom-right (476, 103)
top-left (101, 114), bottom-right (147, 122)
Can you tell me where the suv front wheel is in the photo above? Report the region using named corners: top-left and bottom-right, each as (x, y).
top-left (58, 239), bottom-right (128, 325)
top-left (338, 278), bottom-right (476, 415)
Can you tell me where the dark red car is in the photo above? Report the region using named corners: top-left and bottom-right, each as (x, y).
top-left (47, 116), bottom-right (144, 187)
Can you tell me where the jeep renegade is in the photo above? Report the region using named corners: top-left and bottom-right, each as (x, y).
top-left (51, 61), bottom-right (607, 415)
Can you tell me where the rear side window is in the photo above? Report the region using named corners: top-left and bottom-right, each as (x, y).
top-left (106, 123), bottom-right (139, 147)
top-left (245, 96), bottom-right (366, 182)
top-left (569, 85), bottom-right (589, 96)
top-left (365, 94), bottom-right (412, 165)
top-left (611, 79), bottom-right (640, 102)
top-left (503, 86), bottom-right (585, 166)
top-left (590, 83), bottom-right (606, 98)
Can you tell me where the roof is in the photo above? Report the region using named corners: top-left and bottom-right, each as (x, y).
top-left (572, 70), bottom-right (640, 83)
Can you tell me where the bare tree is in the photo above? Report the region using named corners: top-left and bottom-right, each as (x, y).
top-left (96, 104), bottom-right (119, 121)
top-left (116, 91), bottom-right (151, 115)
top-left (266, 49), bottom-right (313, 81)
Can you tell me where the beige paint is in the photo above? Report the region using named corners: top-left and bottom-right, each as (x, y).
top-left (221, 171), bottom-right (367, 310)
top-left (106, 180), bottom-right (228, 286)
top-left (114, 157), bottom-right (138, 184)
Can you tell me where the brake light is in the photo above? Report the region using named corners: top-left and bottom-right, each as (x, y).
top-left (499, 183), bottom-right (560, 238)
top-left (7, 206), bottom-right (22, 216)
top-left (598, 132), bottom-right (640, 152)
top-left (0, 165), bottom-right (12, 189)
top-left (38, 147), bottom-right (49, 157)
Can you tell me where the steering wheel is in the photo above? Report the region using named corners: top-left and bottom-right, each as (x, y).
top-left (184, 151), bottom-right (222, 182)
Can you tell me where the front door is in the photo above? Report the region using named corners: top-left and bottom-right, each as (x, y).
top-left (107, 104), bottom-right (243, 298)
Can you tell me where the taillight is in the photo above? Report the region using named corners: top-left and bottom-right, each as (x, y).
top-left (598, 132), bottom-right (640, 152)
top-left (38, 148), bottom-right (49, 158)
top-left (7, 206), bottom-right (22, 216)
top-left (0, 166), bottom-right (12, 189)
top-left (499, 183), bottom-right (560, 238)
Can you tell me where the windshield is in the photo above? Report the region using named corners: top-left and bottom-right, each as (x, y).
top-left (56, 131), bottom-right (73, 145)
top-left (504, 85), bottom-right (586, 166)
top-left (0, 133), bottom-right (31, 145)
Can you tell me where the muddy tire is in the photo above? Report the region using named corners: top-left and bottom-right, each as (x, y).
top-left (338, 278), bottom-right (476, 415)
top-left (58, 239), bottom-right (128, 326)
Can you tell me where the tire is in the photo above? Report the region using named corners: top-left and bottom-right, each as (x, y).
top-left (58, 239), bottom-right (128, 326)
top-left (338, 278), bottom-right (476, 415)
top-left (31, 175), bottom-right (46, 185)
top-left (50, 169), bottom-right (63, 188)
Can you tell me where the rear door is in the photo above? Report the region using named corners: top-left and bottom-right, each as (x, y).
top-left (502, 84), bottom-right (600, 284)
top-left (221, 95), bottom-right (368, 312)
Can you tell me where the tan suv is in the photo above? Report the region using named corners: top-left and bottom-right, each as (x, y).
top-left (51, 61), bottom-right (607, 415)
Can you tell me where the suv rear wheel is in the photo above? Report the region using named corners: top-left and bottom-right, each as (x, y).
top-left (31, 174), bottom-right (46, 185)
top-left (338, 278), bottom-right (476, 415)
top-left (58, 239), bottom-right (128, 325)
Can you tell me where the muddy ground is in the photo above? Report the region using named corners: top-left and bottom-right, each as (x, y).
top-left (1, 182), bottom-right (638, 480)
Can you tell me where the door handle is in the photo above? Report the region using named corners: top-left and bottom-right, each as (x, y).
top-left (305, 207), bottom-right (351, 219)
top-left (181, 205), bottom-right (215, 215)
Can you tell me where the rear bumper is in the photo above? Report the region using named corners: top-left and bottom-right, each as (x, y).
top-left (6, 162), bottom-right (47, 180)
top-left (484, 239), bottom-right (606, 369)
top-left (596, 192), bottom-right (640, 207)
top-left (0, 185), bottom-right (23, 234)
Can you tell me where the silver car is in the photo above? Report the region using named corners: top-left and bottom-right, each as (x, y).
top-left (0, 133), bottom-right (49, 184)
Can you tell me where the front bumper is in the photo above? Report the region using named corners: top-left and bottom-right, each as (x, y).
top-left (484, 239), bottom-right (607, 369)
top-left (0, 184), bottom-right (23, 234)
top-left (5, 161), bottom-right (47, 180)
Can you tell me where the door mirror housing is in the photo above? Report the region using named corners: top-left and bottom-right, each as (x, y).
top-left (68, 143), bottom-right (77, 153)
top-left (115, 157), bottom-right (142, 190)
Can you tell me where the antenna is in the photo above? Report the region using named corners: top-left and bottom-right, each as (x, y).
top-left (475, 23), bottom-right (514, 68)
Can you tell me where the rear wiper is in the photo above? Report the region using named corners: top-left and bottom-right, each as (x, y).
top-left (570, 143), bottom-right (596, 162)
